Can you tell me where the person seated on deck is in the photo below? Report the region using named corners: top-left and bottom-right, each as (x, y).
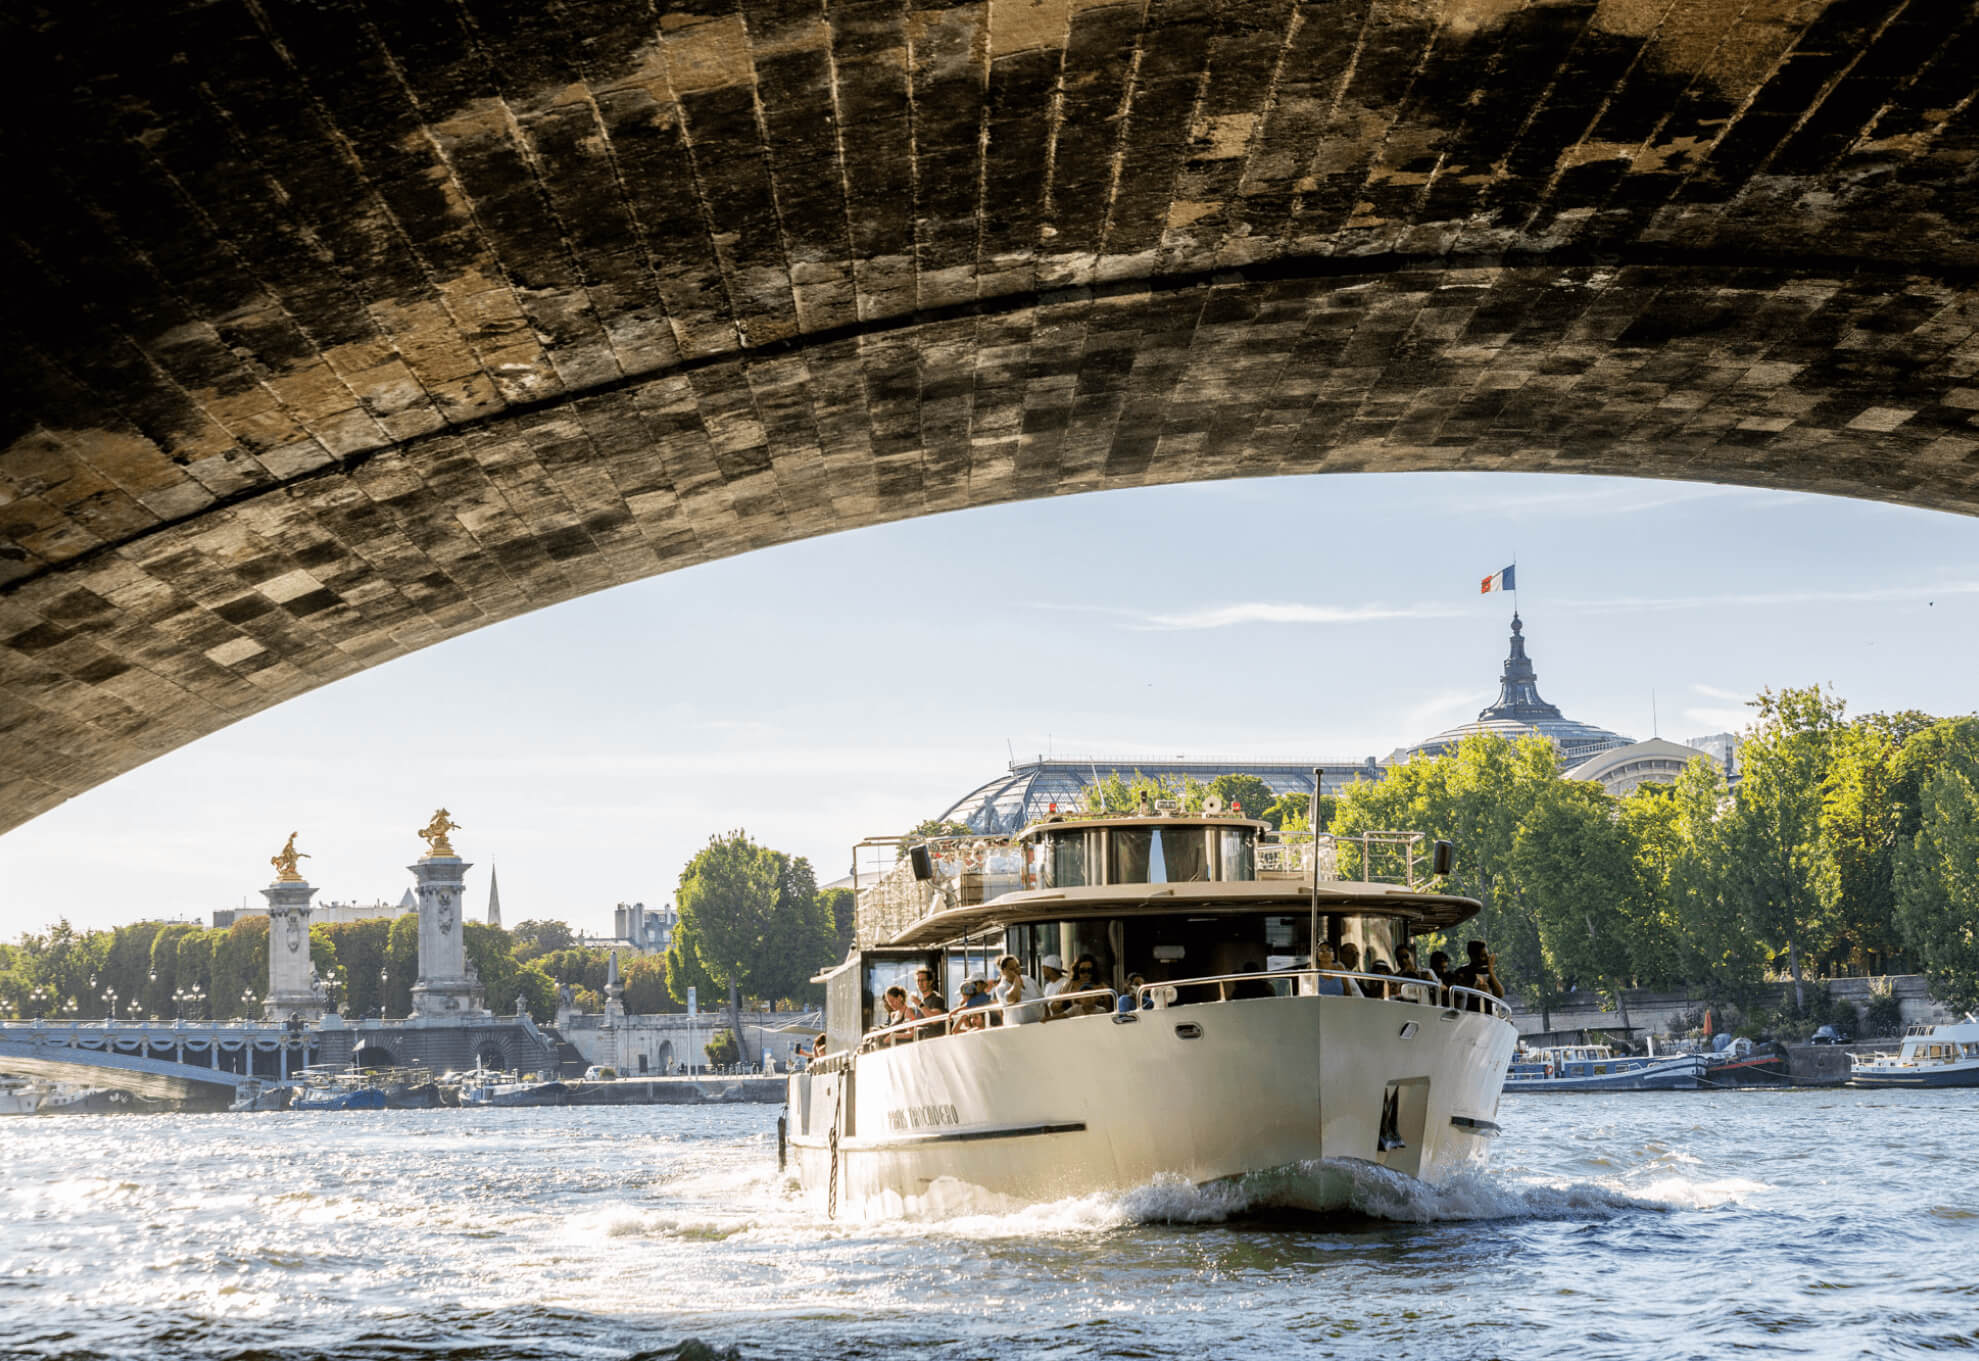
top-left (1038, 955), bottom-right (1072, 1014)
top-left (878, 986), bottom-right (914, 1044)
top-left (993, 954), bottom-right (1046, 1024)
top-left (1338, 941), bottom-right (1363, 983)
top-left (1365, 960), bottom-right (1397, 1000)
top-left (1117, 973), bottom-right (1148, 1015)
top-left (1429, 950), bottom-right (1455, 998)
top-left (1394, 945), bottom-right (1436, 1003)
top-left (1311, 943), bottom-right (1358, 996)
top-left (1054, 955), bottom-right (1110, 1016)
top-left (959, 978), bottom-right (997, 1031)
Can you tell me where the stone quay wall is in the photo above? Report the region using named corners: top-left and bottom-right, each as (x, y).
top-left (1510, 975), bottom-right (1947, 1040)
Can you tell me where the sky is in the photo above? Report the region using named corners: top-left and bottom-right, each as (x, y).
top-left (2, 469), bottom-right (1974, 940)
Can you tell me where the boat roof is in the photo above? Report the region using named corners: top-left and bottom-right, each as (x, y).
top-left (1016, 813), bottom-right (1272, 838)
top-left (882, 878), bottom-right (1481, 947)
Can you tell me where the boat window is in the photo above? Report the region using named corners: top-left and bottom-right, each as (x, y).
top-left (1335, 914), bottom-right (1408, 972)
top-left (1216, 829), bottom-right (1256, 882)
top-left (1043, 832), bottom-right (1090, 888)
top-left (1109, 827), bottom-right (1209, 884)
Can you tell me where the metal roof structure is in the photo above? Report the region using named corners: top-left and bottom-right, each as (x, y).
top-left (938, 758), bottom-right (1384, 836)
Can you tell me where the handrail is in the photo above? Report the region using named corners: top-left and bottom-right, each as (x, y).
top-left (1126, 968), bottom-right (1510, 1021)
top-left (858, 986), bottom-right (1124, 1052)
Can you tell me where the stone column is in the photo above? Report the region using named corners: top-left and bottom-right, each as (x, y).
top-left (408, 810), bottom-right (486, 1017)
top-left (262, 840), bottom-right (326, 1023)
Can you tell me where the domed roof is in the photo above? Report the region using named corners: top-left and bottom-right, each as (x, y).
top-left (938, 758), bottom-right (1383, 835)
top-left (1393, 614), bottom-right (1633, 768)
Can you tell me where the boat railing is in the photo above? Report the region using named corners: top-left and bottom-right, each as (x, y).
top-left (1132, 968), bottom-right (1507, 1020)
top-left (850, 972), bottom-right (1509, 1054)
top-left (857, 986), bottom-right (1124, 1052)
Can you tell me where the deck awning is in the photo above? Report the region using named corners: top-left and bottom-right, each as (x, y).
top-left (882, 879), bottom-right (1481, 947)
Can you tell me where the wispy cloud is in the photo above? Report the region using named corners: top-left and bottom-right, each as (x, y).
top-left (1032, 600), bottom-right (1465, 632)
top-left (1692, 683), bottom-right (1748, 702)
top-left (1421, 476), bottom-right (1773, 518)
top-left (1557, 580), bottom-right (1979, 614)
top-left (1683, 706), bottom-right (1751, 734)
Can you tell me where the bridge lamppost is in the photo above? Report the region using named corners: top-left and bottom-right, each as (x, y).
top-left (239, 987), bottom-right (257, 1020)
top-left (101, 987), bottom-right (118, 1023)
top-left (29, 986), bottom-right (53, 1019)
top-left (379, 969), bottom-right (389, 1020)
top-left (173, 985), bottom-right (206, 1019)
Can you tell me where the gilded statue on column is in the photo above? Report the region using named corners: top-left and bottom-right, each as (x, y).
top-left (417, 808), bottom-right (462, 858)
top-left (270, 832), bottom-right (309, 883)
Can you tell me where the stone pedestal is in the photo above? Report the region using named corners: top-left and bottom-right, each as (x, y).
top-left (409, 855), bottom-right (486, 1017)
top-left (262, 879), bottom-right (328, 1023)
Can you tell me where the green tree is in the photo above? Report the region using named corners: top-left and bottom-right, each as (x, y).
top-left (509, 965), bottom-right (558, 1022)
top-left (1818, 720), bottom-right (1909, 973)
top-left (1895, 756), bottom-right (1979, 1014)
top-left (1728, 685), bottom-right (1846, 1011)
top-left (675, 832), bottom-right (786, 1059)
top-left (1207, 773), bottom-right (1278, 825)
top-left (385, 914), bottom-right (419, 1017)
top-left (512, 920), bottom-right (577, 961)
top-left (1509, 779), bottom-right (1640, 1027)
top-left (902, 818), bottom-right (975, 844)
top-left (820, 886), bottom-right (857, 963)
top-left (621, 954), bottom-right (675, 1013)
top-left (665, 914), bottom-right (721, 1008)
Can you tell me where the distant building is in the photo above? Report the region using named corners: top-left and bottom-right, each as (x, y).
top-left (575, 901), bottom-right (679, 956)
top-left (1565, 737), bottom-right (1725, 797)
top-left (213, 898), bottom-right (404, 930)
top-left (1391, 613), bottom-right (1635, 769)
top-left (939, 757), bottom-right (1382, 835)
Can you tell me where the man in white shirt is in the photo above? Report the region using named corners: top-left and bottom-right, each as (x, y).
top-left (993, 954), bottom-right (1046, 1024)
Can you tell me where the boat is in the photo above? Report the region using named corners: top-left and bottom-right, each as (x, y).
top-left (229, 1080), bottom-right (295, 1112)
top-left (289, 1072), bottom-right (388, 1111)
top-left (457, 1071), bottom-right (570, 1107)
top-left (783, 805), bottom-right (1517, 1220)
top-left (1850, 1017), bottom-right (1979, 1088)
top-left (0, 1078), bottom-right (42, 1116)
top-left (1504, 1044), bottom-right (1707, 1092)
top-left (35, 1085), bottom-right (160, 1114)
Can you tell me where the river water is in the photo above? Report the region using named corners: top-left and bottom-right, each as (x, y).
top-left (1, 1090), bottom-right (1971, 1360)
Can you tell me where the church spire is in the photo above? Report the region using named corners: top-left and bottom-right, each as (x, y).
top-left (1477, 612), bottom-right (1564, 723)
top-left (486, 865), bottom-right (502, 928)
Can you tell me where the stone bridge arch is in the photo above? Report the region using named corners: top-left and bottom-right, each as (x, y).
top-left (4, 0), bottom-right (1977, 833)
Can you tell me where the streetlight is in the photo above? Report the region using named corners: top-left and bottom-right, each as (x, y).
top-left (101, 986), bottom-right (119, 1022)
top-left (173, 985), bottom-right (206, 1019)
top-left (379, 969), bottom-right (389, 1019)
top-left (29, 986), bottom-right (52, 1019)
top-left (240, 987), bottom-right (256, 1019)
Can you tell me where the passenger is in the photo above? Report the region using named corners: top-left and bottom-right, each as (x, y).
top-left (1051, 954), bottom-right (1106, 1016)
top-left (993, 954), bottom-right (1046, 1025)
top-left (1312, 943), bottom-right (1356, 996)
top-left (1337, 941), bottom-right (1362, 982)
top-left (879, 985), bottom-right (913, 1043)
top-left (959, 978), bottom-right (997, 1031)
top-left (1117, 973), bottom-right (1147, 1015)
top-left (1038, 954), bottom-right (1070, 1009)
top-left (911, 967), bottom-right (944, 1017)
top-left (1450, 940), bottom-right (1505, 1011)
top-left (1366, 960), bottom-right (1396, 1000)
top-left (1395, 945), bottom-right (1435, 1003)
top-left (916, 990), bottom-right (948, 1037)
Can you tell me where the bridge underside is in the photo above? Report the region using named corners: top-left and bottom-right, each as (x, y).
top-left (4, 0), bottom-right (1977, 832)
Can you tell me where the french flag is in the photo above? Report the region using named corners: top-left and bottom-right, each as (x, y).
top-left (1480, 565), bottom-right (1516, 595)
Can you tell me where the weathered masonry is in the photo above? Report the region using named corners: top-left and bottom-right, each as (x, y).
top-left (4, 0), bottom-right (1978, 832)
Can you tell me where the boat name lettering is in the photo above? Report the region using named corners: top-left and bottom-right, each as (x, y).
top-left (887, 1103), bottom-right (961, 1132)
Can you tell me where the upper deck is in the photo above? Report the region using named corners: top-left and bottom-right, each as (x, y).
top-left (853, 806), bottom-right (1479, 950)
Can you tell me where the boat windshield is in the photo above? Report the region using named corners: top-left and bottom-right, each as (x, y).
top-left (1109, 827), bottom-right (1209, 884)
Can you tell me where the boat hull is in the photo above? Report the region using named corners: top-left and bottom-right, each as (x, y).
top-left (290, 1088), bottom-right (387, 1111)
top-left (786, 992), bottom-right (1514, 1220)
top-left (1850, 1061), bottom-right (1979, 1089)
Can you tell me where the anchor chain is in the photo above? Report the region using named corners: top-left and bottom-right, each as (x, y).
top-left (827, 1073), bottom-right (845, 1220)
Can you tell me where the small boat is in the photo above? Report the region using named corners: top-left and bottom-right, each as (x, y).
top-left (1504, 1044), bottom-right (1706, 1092)
top-left (289, 1073), bottom-right (388, 1111)
top-left (229, 1080), bottom-right (294, 1112)
top-left (0, 1078), bottom-right (42, 1116)
top-left (1850, 1017), bottom-right (1979, 1088)
top-left (458, 1071), bottom-right (570, 1107)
